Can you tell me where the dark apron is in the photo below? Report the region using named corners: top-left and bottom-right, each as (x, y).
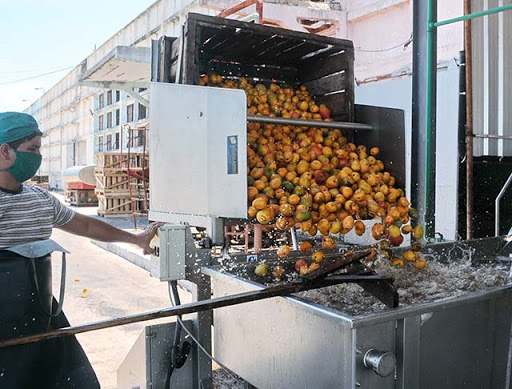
top-left (0, 251), bottom-right (100, 389)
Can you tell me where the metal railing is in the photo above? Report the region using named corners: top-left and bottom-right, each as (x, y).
top-left (495, 172), bottom-right (512, 237)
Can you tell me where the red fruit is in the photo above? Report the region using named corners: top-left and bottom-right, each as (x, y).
top-left (389, 234), bottom-right (404, 247)
top-left (294, 259), bottom-right (309, 271)
top-left (314, 170), bottom-right (328, 185)
top-left (309, 145), bottom-right (323, 157)
top-left (319, 105), bottom-right (331, 119)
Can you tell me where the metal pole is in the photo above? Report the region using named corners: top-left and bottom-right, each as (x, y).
top-left (247, 115), bottom-right (373, 131)
top-left (465, 0), bottom-right (474, 240)
top-left (412, 0), bottom-right (437, 239)
top-left (495, 173), bottom-right (512, 236)
top-left (432, 3), bottom-right (512, 28)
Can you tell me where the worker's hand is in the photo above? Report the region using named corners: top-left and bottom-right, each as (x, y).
top-left (136, 222), bottom-right (164, 255)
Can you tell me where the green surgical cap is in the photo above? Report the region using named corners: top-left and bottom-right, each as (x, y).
top-left (0, 112), bottom-right (43, 144)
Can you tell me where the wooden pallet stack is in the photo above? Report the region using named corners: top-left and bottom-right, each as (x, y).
top-left (94, 152), bottom-right (149, 217)
top-left (65, 182), bottom-right (98, 206)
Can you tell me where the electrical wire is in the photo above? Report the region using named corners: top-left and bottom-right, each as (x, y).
top-left (355, 34), bottom-right (413, 53)
top-left (166, 283), bottom-right (244, 385)
top-left (0, 66), bottom-right (75, 85)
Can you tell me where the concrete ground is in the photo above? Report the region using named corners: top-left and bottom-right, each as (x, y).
top-left (48, 193), bottom-right (193, 388)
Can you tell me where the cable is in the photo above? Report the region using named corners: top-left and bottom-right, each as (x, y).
top-left (0, 66), bottom-right (75, 85)
top-left (166, 283), bottom-right (244, 385)
top-left (355, 34), bottom-right (413, 53)
top-left (175, 315), bottom-right (245, 385)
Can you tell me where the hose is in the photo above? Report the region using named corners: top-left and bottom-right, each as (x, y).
top-left (165, 280), bottom-right (192, 389)
top-left (166, 281), bottom-right (244, 386)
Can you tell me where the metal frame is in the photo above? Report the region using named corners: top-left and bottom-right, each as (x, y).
top-left (495, 172), bottom-right (512, 236)
top-left (413, 0), bottom-right (512, 239)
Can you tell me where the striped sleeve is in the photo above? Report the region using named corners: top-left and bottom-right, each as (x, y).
top-left (49, 193), bottom-right (75, 226)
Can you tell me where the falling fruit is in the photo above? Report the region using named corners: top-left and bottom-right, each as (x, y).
top-left (272, 265), bottom-right (286, 279)
top-left (276, 245), bottom-right (291, 259)
top-left (299, 241), bottom-right (313, 253)
top-left (311, 250), bottom-right (325, 263)
top-left (254, 263), bottom-right (269, 277)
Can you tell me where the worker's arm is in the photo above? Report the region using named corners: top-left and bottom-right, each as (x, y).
top-left (57, 212), bottom-right (162, 254)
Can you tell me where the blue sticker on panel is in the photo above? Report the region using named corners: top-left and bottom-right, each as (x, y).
top-left (227, 135), bottom-right (238, 175)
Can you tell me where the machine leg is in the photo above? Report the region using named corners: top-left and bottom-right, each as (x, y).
top-left (189, 277), bottom-right (213, 389)
top-left (253, 224), bottom-right (263, 253)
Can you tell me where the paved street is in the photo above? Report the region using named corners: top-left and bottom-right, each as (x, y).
top-left (48, 194), bottom-right (191, 388)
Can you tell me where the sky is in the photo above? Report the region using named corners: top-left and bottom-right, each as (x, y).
top-left (0, 0), bottom-right (157, 112)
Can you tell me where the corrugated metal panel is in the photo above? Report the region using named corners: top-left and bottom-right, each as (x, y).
top-left (471, 0), bottom-right (512, 157)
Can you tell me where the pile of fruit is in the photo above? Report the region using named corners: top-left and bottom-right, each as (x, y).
top-left (199, 73), bottom-right (426, 273)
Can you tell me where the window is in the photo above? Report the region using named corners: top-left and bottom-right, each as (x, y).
top-left (137, 130), bottom-right (146, 147)
top-left (138, 103), bottom-right (147, 120)
top-left (115, 90), bottom-right (120, 102)
top-left (115, 109), bottom-right (120, 126)
top-left (139, 87), bottom-right (147, 93)
top-left (106, 112), bottom-right (112, 128)
top-left (98, 136), bottom-right (104, 152)
top-left (98, 115), bottom-right (104, 131)
top-left (107, 90), bottom-right (112, 105)
top-left (127, 104), bottom-right (134, 122)
top-left (98, 93), bottom-right (104, 109)
top-left (115, 132), bottom-right (120, 150)
top-left (106, 134), bottom-right (112, 151)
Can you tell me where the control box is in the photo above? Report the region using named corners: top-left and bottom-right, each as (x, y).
top-left (150, 224), bottom-right (187, 281)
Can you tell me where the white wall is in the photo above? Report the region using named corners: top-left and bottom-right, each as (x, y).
top-left (355, 61), bottom-right (461, 240)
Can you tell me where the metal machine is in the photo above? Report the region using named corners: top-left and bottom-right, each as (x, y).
top-left (117, 13), bottom-right (512, 389)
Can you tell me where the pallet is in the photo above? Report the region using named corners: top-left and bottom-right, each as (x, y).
top-left (169, 13), bottom-right (355, 121)
top-left (95, 152), bottom-right (149, 170)
top-left (68, 189), bottom-right (98, 207)
top-left (96, 193), bottom-right (149, 217)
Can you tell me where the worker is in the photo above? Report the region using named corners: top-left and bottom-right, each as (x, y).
top-left (0, 111), bottom-right (161, 388)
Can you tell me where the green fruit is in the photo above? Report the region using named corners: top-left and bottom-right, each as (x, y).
top-left (412, 225), bottom-right (424, 240)
top-left (247, 176), bottom-right (254, 186)
top-left (254, 263), bottom-right (269, 277)
top-left (408, 207), bottom-right (419, 220)
top-left (264, 167), bottom-right (274, 179)
top-left (388, 224), bottom-right (401, 238)
top-left (296, 210), bottom-right (312, 222)
top-left (282, 181), bottom-right (294, 193)
top-left (293, 186), bottom-right (306, 196)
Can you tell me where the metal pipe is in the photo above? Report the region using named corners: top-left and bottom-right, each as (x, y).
top-left (247, 115), bottom-right (373, 131)
top-left (465, 0), bottom-right (474, 240)
top-left (473, 134), bottom-right (512, 139)
top-left (495, 173), bottom-right (512, 236)
top-left (424, 0), bottom-right (436, 239)
top-left (290, 227), bottom-right (298, 251)
top-left (432, 3), bottom-right (512, 28)
top-left (0, 273), bottom-right (381, 349)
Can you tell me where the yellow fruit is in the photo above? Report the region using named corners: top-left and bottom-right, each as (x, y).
top-left (413, 225), bottom-right (424, 240)
top-left (311, 250), bottom-right (325, 263)
top-left (342, 215), bottom-right (354, 230)
top-left (402, 251), bottom-right (416, 262)
top-left (391, 258), bottom-right (405, 269)
top-left (401, 224), bottom-right (413, 234)
top-left (256, 208), bottom-right (272, 224)
top-left (309, 262), bottom-right (321, 271)
top-left (354, 220), bottom-right (366, 236)
top-left (277, 245), bottom-right (291, 259)
top-left (322, 236), bottom-right (336, 250)
top-left (371, 223), bottom-right (385, 240)
top-left (414, 258), bottom-right (427, 269)
top-left (272, 265), bottom-right (286, 279)
top-left (254, 263), bottom-right (269, 276)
